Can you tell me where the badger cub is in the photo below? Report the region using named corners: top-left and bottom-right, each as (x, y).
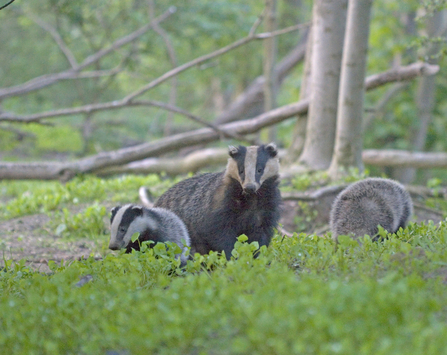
top-left (109, 204), bottom-right (190, 265)
top-left (154, 143), bottom-right (282, 259)
top-left (330, 177), bottom-right (413, 242)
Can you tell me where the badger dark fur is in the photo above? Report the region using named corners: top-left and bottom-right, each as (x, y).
top-left (330, 177), bottom-right (413, 241)
top-left (109, 204), bottom-right (190, 264)
top-left (154, 143), bottom-right (282, 259)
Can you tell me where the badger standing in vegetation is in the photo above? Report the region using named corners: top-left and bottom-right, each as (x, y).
top-left (109, 204), bottom-right (190, 265)
top-left (154, 143), bottom-right (282, 259)
top-left (330, 177), bottom-right (413, 241)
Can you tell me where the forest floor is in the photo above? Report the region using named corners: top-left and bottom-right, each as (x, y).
top-left (1, 185), bottom-right (445, 273)
top-left (1, 212), bottom-right (104, 273)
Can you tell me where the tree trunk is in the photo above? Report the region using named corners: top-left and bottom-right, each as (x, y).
top-left (298, 0), bottom-right (348, 170)
top-left (395, 10), bottom-right (446, 183)
top-left (285, 24), bottom-right (313, 164)
top-left (328, 0), bottom-right (373, 178)
top-left (264, 0), bottom-right (278, 142)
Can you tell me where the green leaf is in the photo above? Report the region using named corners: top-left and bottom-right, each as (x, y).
top-left (131, 232), bottom-right (140, 243)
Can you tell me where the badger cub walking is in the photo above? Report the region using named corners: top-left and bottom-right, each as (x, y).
top-left (330, 177), bottom-right (413, 241)
top-left (109, 204), bottom-right (190, 265)
top-left (154, 143), bottom-right (282, 259)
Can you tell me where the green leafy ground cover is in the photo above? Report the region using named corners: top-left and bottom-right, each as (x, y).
top-left (1, 176), bottom-right (447, 354)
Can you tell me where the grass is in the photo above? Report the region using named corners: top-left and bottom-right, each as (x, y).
top-left (1, 175), bottom-right (447, 354)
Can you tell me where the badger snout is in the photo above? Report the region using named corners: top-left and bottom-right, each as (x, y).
top-left (243, 183), bottom-right (258, 194)
top-left (108, 242), bottom-right (123, 250)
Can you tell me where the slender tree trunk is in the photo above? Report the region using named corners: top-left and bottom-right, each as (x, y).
top-left (328, 0), bottom-right (373, 178)
top-left (396, 10), bottom-right (445, 183)
top-left (298, 0), bottom-right (348, 170)
top-left (286, 25), bottom-right (313, 163)
top-left (264, 0), bottom-right (278, 142)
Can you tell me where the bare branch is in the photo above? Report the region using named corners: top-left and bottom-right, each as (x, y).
top-left (215, 36), bottom-right (307, 124)
top-left (364, 82), bottom-right (409, 129)
top-left (122, 22), bottom-right (308, 102)
top-left (25, 12), bottom-right (78, 68)
top-left (81, 7), bottom-right (176, 70)
top-left (0, 8), bottom-right (175, 100)
top-left (148, 0), bottom-right (178, 135)
top-left (364, 62), bottom-right (439, 91)
top-left (132, 100), bottom-right (257, 145)
top-left (0, 61), bottom-right (437, 124)
top-left (249, 8), bottom-right (266, 37)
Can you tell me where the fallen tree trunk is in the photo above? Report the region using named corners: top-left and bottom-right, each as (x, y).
top-left (0, 62), bottom-right (439, 181)
top-left (96, 149), bottom-right (447, 177)
top-left (96, 148), bottom-right (229, 176)
top-left (362, 149), bottom-right (447, 168)
top-left (1, 100), bottom-right (309, 181)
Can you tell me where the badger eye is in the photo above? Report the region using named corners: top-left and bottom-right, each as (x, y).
top-left (239, 169), bottom-right (244, 175)
top-left (257, 168), bottom-right (263, 173)
top-left (119, 227), bottom-right (126, 233)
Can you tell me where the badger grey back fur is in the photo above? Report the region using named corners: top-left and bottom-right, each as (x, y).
top-left (154, 143), bottom-right (282, 259)
top-left (109, 204), bottom-right (190, 265)
top-left (330, 178), bottom-right (413, 241)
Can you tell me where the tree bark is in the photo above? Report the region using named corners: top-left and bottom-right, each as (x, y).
top-left (396, 10), bottom-right (446, 183)
top-left (329, 0), bottom-right (373, 178)
top-left (285, 25), bottom-right (313, 164)
top-left (98, 149), bottom-right (447, 177)
top-left (264, 0), bottom-right (279, 142)
top-left (298, 0), bottom-right (348, 170)
top-left (362, 149), bottom-right (447, 169)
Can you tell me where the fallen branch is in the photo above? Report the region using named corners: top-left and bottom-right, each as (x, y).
top-left (281, 185), bottom-right (347, 201)
top-left (96, 147), bottom-right (229, 176)
top-left (362, 149), bottom-right (447, 168)
top-left (0, 100), bottom-right (309, 180)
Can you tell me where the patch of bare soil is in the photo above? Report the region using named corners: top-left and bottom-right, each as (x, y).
top-left (1, 213), bottom-right (104, 273)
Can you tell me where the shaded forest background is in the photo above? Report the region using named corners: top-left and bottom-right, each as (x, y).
top-left (0, 0), bottom-right (446, 184)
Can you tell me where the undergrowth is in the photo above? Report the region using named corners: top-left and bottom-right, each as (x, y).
top-left (1, 175), bottom-right (447, 354)
top-left (1, 224), bottom-right (447, 354)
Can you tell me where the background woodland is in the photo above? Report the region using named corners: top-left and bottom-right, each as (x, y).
top-left (0, 0), bottom-right (446, 185)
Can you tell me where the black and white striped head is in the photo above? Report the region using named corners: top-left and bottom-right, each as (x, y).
top-left (109, 204), bottom-right (156, 250)
top-left (226, 143), bottom-right (280, 194)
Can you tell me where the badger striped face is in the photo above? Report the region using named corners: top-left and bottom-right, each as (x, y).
top-left (109, 204), bottom-right (157, 250)
top-left (226, 143), bottom-right (279, 193)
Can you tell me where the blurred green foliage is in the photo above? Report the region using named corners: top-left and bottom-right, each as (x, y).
top-left (0, 174), bottom-right (179, 219)
top-left (1, 0), bottom-right (447, 184)
top-left (1, 224), bottom-right (447, 353)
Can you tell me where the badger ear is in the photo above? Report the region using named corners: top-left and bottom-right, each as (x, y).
top-left (265, 142), bottom-right (278, 157)
top-left (110, 206), bottom-right (120, 223)
top-left (228, 145), bottom-right (239, 158)
top-left (131, 205), bottom-right (144, 216)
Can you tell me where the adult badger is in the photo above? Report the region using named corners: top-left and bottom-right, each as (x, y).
top-left (109, 204), bottom-right (190, 265)
top-left (154, 143), bottom-right (282, 259)
top-left (330, 177), bottom-right (413, 242)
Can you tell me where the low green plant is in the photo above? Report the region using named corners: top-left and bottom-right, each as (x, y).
top-left (1, 224), bottom-right (447, 354)
top-left (0, 174), bottom-right (180, 219)
top-left (52, 203), bottom-right (108, 239)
